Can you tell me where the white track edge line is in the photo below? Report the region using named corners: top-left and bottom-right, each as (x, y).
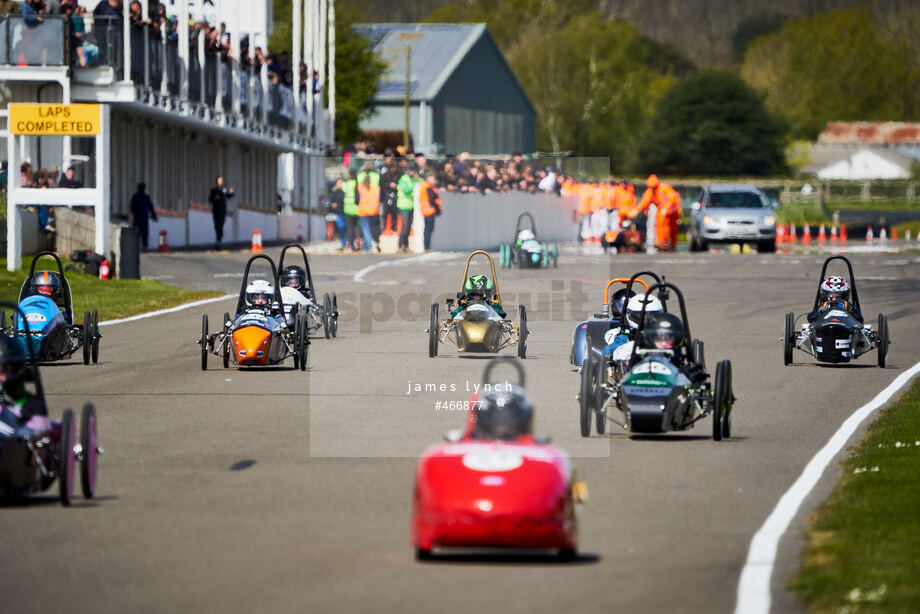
top-left (734, 360), bottom-right (920, 614)
top-left (98, 294), bottom-right (235, 327)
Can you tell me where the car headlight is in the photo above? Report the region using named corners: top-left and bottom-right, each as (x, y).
top-left (703, 215), bottom-right (722, 226)
top-left (763, 215), bottom-right (776, 226)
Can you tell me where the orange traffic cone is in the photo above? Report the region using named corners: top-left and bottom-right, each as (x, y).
top-left (158, 229), bottom-right (171, 253)
top-left (830, 225), bottom-right (838, 243)
top-left (802, 223), bottom-right (812, 246)
top-left (789, 223), bottom-right (797, 243)
top-left (840, 223), bottom-right (848, 244)
top-left (250, 229), bottom-right (265, 253)
top-left (891, 227), bottom-right (898, 241)
top-left (817, 224), bottom-right (826, 245)
top-left (879, 226), bottom-right (887, 242)
top-left (906, 229), bottom-right (912, 242)
top-left (866, 225), bottom-right (874, 242)
top-left (776, 224), bottom-right (785, 245)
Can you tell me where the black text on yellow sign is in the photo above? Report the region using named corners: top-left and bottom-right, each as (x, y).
top-left (8, 103), bottom-right (101, 136)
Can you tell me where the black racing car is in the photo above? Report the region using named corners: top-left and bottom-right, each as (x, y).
top-left (783, 255), bottom-right (889, 367)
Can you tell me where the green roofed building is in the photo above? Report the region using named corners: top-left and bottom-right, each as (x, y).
top-left (355, 23), bottom-right (536, 155)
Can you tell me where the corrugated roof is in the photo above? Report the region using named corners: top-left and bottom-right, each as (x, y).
top-left (818, 122), bottom-right (920, 144)
top-left (355, 23), bottom-right (486, 102)
top-left (801, 144), bottom-right (915, 175)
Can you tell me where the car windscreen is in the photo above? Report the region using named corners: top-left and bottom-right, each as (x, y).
top-left (707, 191), bottom-right (767, 208)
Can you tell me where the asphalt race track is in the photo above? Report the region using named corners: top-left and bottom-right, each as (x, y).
top-left (3, 247), bottom-right (919, 614)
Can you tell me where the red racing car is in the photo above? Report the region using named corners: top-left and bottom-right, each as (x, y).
top-left (411, 359), bottom-right (587, 560)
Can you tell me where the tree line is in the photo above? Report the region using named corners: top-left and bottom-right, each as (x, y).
top-left (275, 0), bottom-right (920, 176)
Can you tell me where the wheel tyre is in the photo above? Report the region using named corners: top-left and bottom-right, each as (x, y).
top-left (300, 313), bottom-right (309, 371)
top-left (758, 239), bottom-right (776, 253)
top-left (699, 239), bottom-right (709, 252)
top-left (91, 310), bottom-right (99, 363)
top-left (499, 244), bottom-right (506, 267)
top-left (692, 339), bottom-right (705, 369)
top-left (542, 243), bottom-right (549, 268)
top-left (222, 312), bottom-right (230, 368)
top-left (579, 353), bottom-right (593, 437)
top-left (723, 361), bottom-right (733, 438)
top-left (594, 355), bottom-right (606, 435)
top-left (59, 409), bottom-right (76, 506)
top-left (200, 314), bottom-right (208, 371)
top-left (331, 293), bottom-right (339, 337)
top-left (293, 313), bottom-right (302, 369)
top-left (517, 305), bottom-right (528, 359)
top-left (82, 311), bottom-right (91, 365)
top-left (323, 293), bottom-right (333, 339)
top-left (415, 548), bottom-right (432, 561)
top-left (712, 361), bottom-right (725, 441)
top-left (80, 404), bottom-right (98, 499)
top-left (428, 303), bottom-right (439, 358)
top-left (783, 312), bottom-right (794, 366)
top-left (878, 314), bottom-right (889, 368)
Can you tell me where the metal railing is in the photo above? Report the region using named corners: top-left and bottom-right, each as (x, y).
top-left (2, 14), bottom-right (305, 134)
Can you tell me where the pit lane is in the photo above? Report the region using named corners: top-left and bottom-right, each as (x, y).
top-left (2, 247), bottom-right (919, 613)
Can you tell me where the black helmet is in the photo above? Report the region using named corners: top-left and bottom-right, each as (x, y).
top-left (280, 265), bottom-right (307, 292)
top-left (610, 288), bottom-right (636, 316)
top-left (640, 313), bottom-right (685, 350)
top-left (30, 270), bottom-right (61, 299)
top-left (473, 385), bottom-right (533, 441)
top-left (0, 335), bottom-right (27, 392)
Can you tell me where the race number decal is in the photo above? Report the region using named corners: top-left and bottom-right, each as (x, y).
top-left (25, 313), bottom-right (47, 323)
top-left (634, 361), bottom-right (674, 376)
top-left (604, 329), bottom-right (621, 345)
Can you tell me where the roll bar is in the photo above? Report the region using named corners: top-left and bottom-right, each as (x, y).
top-left (814, 255), bottom-right (860, 312)
top-left (236, 254), bottom-right (283, 315)
top-left (460, 250), bottom-right (502, 307)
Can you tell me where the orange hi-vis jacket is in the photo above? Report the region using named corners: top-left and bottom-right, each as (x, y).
top-left (635, 182), bottom-right (681, 218)
top-left (615, 184), bottom-right (637, 218)
top-left (603, 184), bottom-right (616, 210)
top-left (576, 183), bottom-right (592, 215)
top-left (419, 180), bottom-right (441, 217)
top-left (357, 183), bottom-right (381, 216)
top-left (591, 184), bottom-right (605, 213)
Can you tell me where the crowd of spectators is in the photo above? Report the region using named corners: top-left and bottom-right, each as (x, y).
top-left (2, 0), bottom-right (322, 94)
top-left (348, 147), bottom-right (561, 196)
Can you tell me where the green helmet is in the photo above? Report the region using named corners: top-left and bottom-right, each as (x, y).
top-left (464, 275), bottom-right (494, 299)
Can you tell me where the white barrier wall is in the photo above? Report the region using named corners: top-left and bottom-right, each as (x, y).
top-left (429, 192), bottom-right (576, 251)
top-left (148, 215), bottom-right (187, 249)
top-left (237, 208), bottom-right (280, 243)
top-left (280, 211), bottom-right (329, 242)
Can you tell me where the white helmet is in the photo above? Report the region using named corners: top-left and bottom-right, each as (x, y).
top-left (518, 229), bottom-right (535, 242)
top-left (245, 280), bottom-right (274, 308)
top-left (625, 293), bottom-right (663, 329)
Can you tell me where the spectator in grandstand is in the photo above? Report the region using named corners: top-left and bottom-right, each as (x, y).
top-left (20, 0), bottom-right (45, 25)
top-left (58, 166), bottom-right (82, 188)
top-left (93, 0), bottom-right (120, 17)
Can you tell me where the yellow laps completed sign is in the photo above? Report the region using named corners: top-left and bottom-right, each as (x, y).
top-left (8, 103), bottom-right (101, 136)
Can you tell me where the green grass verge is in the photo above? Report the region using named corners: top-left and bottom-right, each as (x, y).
top-left (1, 256), bottom-right (221, 320)
top-left (790, 377), bottom-right (920, 613)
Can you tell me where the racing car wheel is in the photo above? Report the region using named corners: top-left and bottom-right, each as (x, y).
top-left (58, 409), bottom-right (76, 505)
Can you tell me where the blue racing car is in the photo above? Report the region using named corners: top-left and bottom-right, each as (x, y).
top-left (2, 252), bottom-right (100, 365)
